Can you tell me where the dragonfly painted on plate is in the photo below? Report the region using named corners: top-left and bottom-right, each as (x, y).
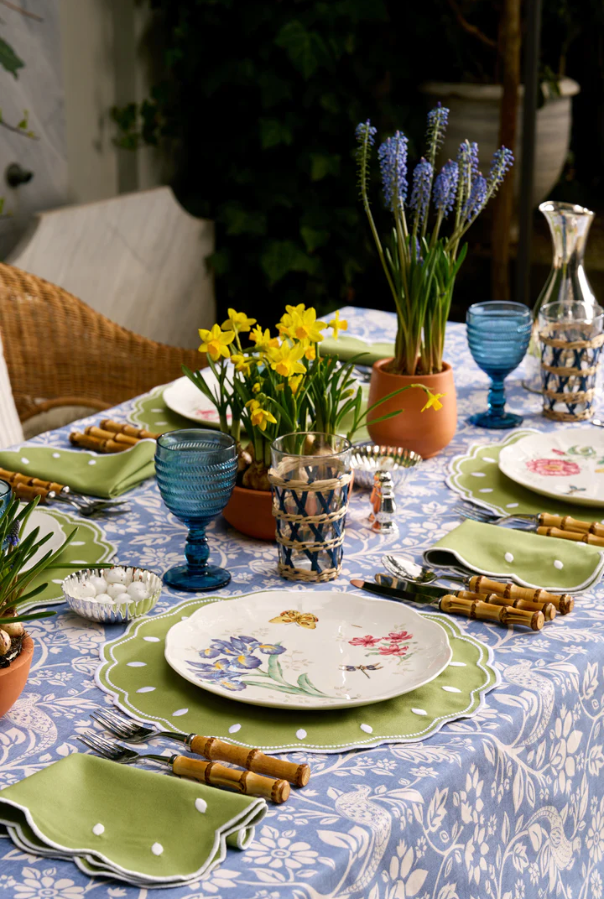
top-left (340, 663), bottom-right (383, 678)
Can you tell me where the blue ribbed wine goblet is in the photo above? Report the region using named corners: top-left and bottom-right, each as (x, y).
top-left (466, 301), bottom-right (532, 428)
top-left (155, 429), bottom-right (237, 591)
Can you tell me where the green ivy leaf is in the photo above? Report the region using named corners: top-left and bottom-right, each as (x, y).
top-left (310, 152), bottom-right (341, 181)
top-left (260, 240), bottom-right (321, 285)
top-left (275, 21), bottom-right (330, 79)
top-left (301, 225), bottom-right (330, 252)
top-left (259, 118), bottom-right (293, 149)
top-left (0, 37), bottom-right (24, 78)
top-left (220, 202), bottom-right (267, 236)
top-left (207, 249), bottom-right (231, 276)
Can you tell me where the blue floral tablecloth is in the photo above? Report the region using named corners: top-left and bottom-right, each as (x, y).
top-left (1, 307), bottom-right (603, 899)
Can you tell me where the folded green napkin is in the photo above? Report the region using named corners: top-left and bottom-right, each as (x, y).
top-left (0, 442), bottom-right (155, 498)
top-left (424, 519), bottom-right (604, 592)
top-left (0, 753), bottom-right (266, 887)
top-left (320, 335), bottom-right (394, 365)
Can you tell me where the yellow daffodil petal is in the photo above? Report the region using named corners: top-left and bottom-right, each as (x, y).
top-left (421, 392), bottom-right (446, 412)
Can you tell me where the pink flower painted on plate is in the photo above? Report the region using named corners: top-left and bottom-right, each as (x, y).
top-left (526, 458), bottom-right (581, 477)
top-left (388, 630), bottom-right (413, 641)
top-left (349, 635), bottom-right (381, 647)
top-left (551, 449), bottom-right (566, 456)
top-left (378, 643), bottom-right (410, 656)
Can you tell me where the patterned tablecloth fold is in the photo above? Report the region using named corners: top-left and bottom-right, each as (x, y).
top-left (0, 753), bottom-right (266, 887)
top-left (424, 519), bottom-right (604, 592)
top-left (0, 443), bottom-right (155, 498)
top-left (95, 595), bottom-right (499, 753)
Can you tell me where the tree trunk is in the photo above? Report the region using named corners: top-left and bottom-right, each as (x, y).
top-left (491, 0), bottom-right (521, 301)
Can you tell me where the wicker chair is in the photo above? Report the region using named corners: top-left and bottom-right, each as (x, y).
top-left (0, 262), bottom-right (203, 423)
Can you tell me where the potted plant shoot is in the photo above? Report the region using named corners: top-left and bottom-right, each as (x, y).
top-left (184, 306), bottom-right (442, 539)
top-left (356, 105), bottom-right (513, 457)
top-left (0, 493), bottom-right (77, 717)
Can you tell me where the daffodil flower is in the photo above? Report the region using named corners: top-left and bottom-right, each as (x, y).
top-left (250, 325), bottom-right (279, 352)
top-left (267, 342), bottom-right (307, 377)
top-left (288, 374), bottom-right (303, 394)
top-left (421, 391), bottom-right (445, 412)
top-left (222, 308), bottom-right (257, 334)
top-left (252, 381), bottom-right (262, 394)
top-left (245, 399), bottom-right (278, 431)
top-left (231, 353), bottom-right (253, 375)
top-left (328, 310), bottom-right (348, 339)
top-left (198, 324), bottom-right (235, 361)
top-left (300, 339), bottom-right (316, 361)
top-left (292, 307), bottom-right (327, 343)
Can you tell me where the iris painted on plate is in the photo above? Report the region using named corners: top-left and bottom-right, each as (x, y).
top-left (187, 633), bottom-right (334, 698)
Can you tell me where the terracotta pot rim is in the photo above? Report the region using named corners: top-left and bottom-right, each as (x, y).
top-left (372, 359), bottom-right (452, 381)
top-left (0, 633), bottom-right (33, 677)
top-left (232, 484), bottom-right (272, 498)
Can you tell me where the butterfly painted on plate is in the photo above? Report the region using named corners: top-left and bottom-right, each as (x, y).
top-left (340, 664), bottom-right (383, 679)
top-left (269, 610), bottom-right (319, 629)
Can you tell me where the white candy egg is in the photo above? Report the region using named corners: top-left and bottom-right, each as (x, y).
top-left (126, 582), bottom-right (149, 601)
top-left (94, 593), bottom-right (114, 604)
top-left (77, 582), bottom-right (97, 598)
top-left (88, 576), bottom-right (108, 596)
top-left (105, 568), bottom-right (129, 585)
top-left (106, 583), bottom-right (128, 600)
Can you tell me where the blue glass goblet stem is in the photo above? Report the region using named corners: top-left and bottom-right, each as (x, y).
top-left (155, 429), bottom-right (237, 591)
top-left (466, 301), bottom-right (532, 429)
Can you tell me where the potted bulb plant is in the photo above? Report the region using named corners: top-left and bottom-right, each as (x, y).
top-left (185, 305), bottom-right (442, 539)
top-left (0, 493), bottom-right (76, 717)
top-left (356, 105), bottom-right (514, 457)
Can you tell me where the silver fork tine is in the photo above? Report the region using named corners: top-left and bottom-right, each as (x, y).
top-left (86, 731), bottom-right (120, 755)
top-left (78, 734), bottom-right (115, 758)
top-left (91, 709), bottom-right (136, 737)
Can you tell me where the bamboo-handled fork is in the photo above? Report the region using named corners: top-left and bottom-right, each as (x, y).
top-left (79, 732), bottom-right (290, 803)
top-left (455, 502), bottom-right (604, 547)
top-left (91, 708), bottom-right (311, 787)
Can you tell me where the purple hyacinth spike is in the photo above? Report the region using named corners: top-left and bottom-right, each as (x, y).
top-left (487, 146), bottom-right (515, 195)
top-left (410, 157), bottom-right (433, 226)
top-left (426, 103), bottom-right (449, 158)
top-left (469, 142), bottom-right (480, 178)
top-left (378, 131), bottom-right (408, 211)
top-left (463, 173), bottom-right (488, 222)
top-left (433, 160), bottom-right (459, 217)
top-left (355, 120), bottom-right (377, 146)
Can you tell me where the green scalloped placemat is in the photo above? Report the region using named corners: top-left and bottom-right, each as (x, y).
top-left (19, 508), bottom-right (116, 614)
top-left (448, 429), bottom-right (596, 518)
top-left (96, 594), bottom-right (499, 754)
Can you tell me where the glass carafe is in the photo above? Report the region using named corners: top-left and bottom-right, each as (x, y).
top-left (523, 201), bottom-right (597, 392)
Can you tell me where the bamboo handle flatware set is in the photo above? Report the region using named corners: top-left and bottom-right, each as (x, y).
top-left (81, 707), bottom-right (311, 805)
top-left (70, 420), bottom-right (162, 454)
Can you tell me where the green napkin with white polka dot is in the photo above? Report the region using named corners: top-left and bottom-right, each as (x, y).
top-left (424, 519), bottom-right (604, 592)
top-left (0, 753), bottom-right (266, 887)
top-left (0, 442), bottom-right (155, 498)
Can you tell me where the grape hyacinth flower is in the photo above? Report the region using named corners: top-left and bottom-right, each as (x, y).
top-left (355, 120), bottom-right (377, 147)
top-left (433, 160), bottom-right (459, 217)
top-left (469, 142), bottom-right (480, 178)
top-left (426, 103), bottom-right (449, 160)
top-left (410, 158), bottom-right (433, 228)
top-left (487, 146), bottom-right (515, 196)
top-left (463, 173), bottom-right (488, 222)
top-left (378, 131), bottom-right (408, 211)
top-left (456, 140), bottom-right (474, 206)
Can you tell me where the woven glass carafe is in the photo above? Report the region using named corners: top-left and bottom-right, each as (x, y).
top-left (523, 201), bottom-right (597, 393)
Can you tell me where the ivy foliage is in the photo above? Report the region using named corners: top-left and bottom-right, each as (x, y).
top-left (112, 0), bottom-right (427, 320)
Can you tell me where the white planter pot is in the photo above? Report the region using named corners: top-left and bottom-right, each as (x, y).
top-left (420, 79), bottom-right (580, 208)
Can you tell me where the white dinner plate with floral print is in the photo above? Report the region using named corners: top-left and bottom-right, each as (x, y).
top-left (498, 428), bottom-right (604, 507)
top-left (164, 590), bottom-right (452, 710)
top-left (163, 369), bottom-right (233, 426)
top-left (21, 509), bottom-right (64, 571)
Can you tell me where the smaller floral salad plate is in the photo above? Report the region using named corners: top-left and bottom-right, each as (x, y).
top-left (163, 368), bottom-right (233, 426)
top-left (498, 428), bottom-right (604, 507)
top-left (164, 590), bottom-right (452, 710)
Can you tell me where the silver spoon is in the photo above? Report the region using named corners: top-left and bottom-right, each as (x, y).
top-left (382, 554), bottom-right (469, 587)
top-left (592, 419), bottom-right (604, 428)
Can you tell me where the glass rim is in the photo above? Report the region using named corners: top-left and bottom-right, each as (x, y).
top-left (271, 431), bottom-right (351, 460)
top-left (467, 301), bottom-right (531, 317)
top-left (539, 300), bottom-right (604, 323)
top-left (156, 428), bottom-right (236, 451)
top-left (539, 200), bottom-right (594, 217)
top-left (0, 480), bottom-right (11, 496)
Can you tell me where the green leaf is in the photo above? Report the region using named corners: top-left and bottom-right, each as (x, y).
top-left (0, 37), bottom-right (24, 78)
top-left (220, 203), bottom-right (267, 236)
top-left (259, 118), bottom-right (293, 149)
top-left (275, 21), bottom-right (330, 79)
top-left (260, 240), bottom-right (320, 285)
top-left (310, 153), bottom-right (341, 181)
top-left (300, 225), bottom-right (330, 252)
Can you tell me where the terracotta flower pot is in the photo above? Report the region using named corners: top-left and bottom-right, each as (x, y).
top-left (367, 359), bottom-right (457, 458)
top-left (223, 485), bottom-right (275, 541)
top-left (0, 634), bottom-right (34, 718)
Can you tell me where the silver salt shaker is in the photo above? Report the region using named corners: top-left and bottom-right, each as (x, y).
top-left (369, 471), bottom-right (398, 533)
